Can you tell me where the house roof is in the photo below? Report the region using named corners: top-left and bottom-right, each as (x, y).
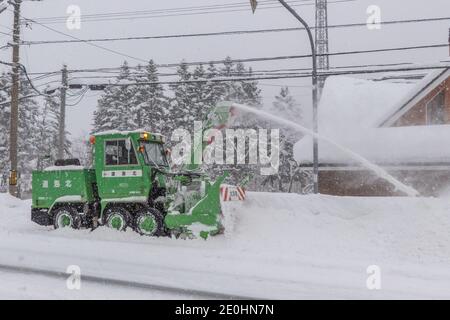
top-left (378, 67), bottom-right (450, 127)
top-left (294, 66), bottom-right (450, 166)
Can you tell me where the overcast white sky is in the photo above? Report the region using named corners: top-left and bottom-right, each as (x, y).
top-left (0, 0), bottom-right (449, 137)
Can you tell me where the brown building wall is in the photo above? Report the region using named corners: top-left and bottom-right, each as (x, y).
top-left (392, 77), bottom-right (450, 127)
top-left (318, 169), bottom-right (450, 197)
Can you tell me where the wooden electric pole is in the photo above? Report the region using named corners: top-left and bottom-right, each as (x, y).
top-left (9, 0), bottom-right (22, 197)
top-left (58, 65), bottom-right (68, 159)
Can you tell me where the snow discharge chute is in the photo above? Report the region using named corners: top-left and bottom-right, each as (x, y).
top-left (229, 102), bottom-right (420, 197)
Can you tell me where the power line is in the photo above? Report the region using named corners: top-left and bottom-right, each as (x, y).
top-left (26, 0), bottom-right (354, 25)
top-left (30, 20), bottom-right (149, 64)
top-left (63, 43), bottom-right (449, 71)
top-left (9, 9), bottom-right (150, 64)
top-left (259, 82), bottom-right (312, 88)
top-left (66, 87), bottom-right (88, 106)
top-left (22, 65), bottom-right (450, 98)
top-left (0, 94), bottom-right (41, 107)
top-left (15, 63), bottom-right (408, 85)
top-left (2, 64), bottom-right (448, 108)
top-left (9, 52), bottom-right (447, 94)
top-left (21, 43), bottom-right (450, 79)
top-left (18, 62), bottom-right (406, 86)
top-left (27, 0), bottom-right (308, 22)
top-left (68, 65), bottom-right (450, 88)
top-left (19, 16), bottom-right (450, 46)
top-left (0, 30), bottom-right (11, 37)
top-left (0, 59), bottom-right (52, 97)
top-left (61, 61), bottom-right (426, 81)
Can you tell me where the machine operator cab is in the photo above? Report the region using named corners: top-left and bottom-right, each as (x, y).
top-left (91, 131), bottom-right (170, 203)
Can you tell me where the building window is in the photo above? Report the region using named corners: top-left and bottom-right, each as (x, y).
top-left (105, 139), bottom-right (138, 166)
top-left (426, 91), bottom-right (445, 125)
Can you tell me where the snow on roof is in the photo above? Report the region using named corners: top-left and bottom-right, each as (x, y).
top-left (294, 69), bottom-right (450, 165)
top-left (94, 129), bottom-right (145, 136)
top-left (44, 165), bottom-right (86, 172)
top-left (294, 125), bottom-right (450, 165)
top-left (94, 129), bottom-right (162, 136)
top-left (93, 130), bottom-right (166, 141)
top-left (316, 76), bottom-right (415, 135)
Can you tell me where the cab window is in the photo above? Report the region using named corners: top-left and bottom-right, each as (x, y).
top-left (105, 139), bottom-right (138, 166)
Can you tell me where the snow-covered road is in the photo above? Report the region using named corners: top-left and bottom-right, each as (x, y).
top-left (0, 268), bottom-right (197, 300)
top-left (1, 192), bottom-right (450, 299)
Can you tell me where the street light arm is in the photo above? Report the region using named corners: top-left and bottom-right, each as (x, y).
top-left (277, 0), bottom-right (317, 71)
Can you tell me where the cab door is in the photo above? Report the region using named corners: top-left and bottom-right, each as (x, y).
top-left (100, 138), bottom-right (144, 199)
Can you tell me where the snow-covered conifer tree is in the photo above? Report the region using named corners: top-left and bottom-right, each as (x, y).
top-left (36, 91), bottom-right (68, 169)
top-left (93, 61), bottom-right (137, 133)
top-left (170, 61), bottom-right (196, 131)
top-left (16, 72), bottom-right (42, 191)
top-left (132, 60), bottom-right (169, 135)
top-left (0, 72), bottom-right (10, 175)
top-left (262, 87), bottom-right (303, 192)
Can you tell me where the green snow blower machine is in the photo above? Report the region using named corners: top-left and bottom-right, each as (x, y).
top-left (31, 102), bottom-right (246, 239)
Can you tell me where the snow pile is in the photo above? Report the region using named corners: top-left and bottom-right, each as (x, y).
top-left (223, 192), bottom-right (450, 263)
top-left (0, 193), bottom-right (32, 232)
top-left (4, 191), bottom-right (449, 265)
top-left (2, 192), bottom-right (450, 298)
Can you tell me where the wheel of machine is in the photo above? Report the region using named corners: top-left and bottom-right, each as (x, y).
top-left (53, 206), bottom-right (81, 230)
top-left (105, 207), bottom-right (131, 232)
top-left (134, 208), bottom-right (165, 237)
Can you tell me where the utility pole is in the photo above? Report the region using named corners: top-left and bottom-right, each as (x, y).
top-left (58, 64), bottom-right (68, 159)
top-left (9, 0), bottom-right (22, 197)
top-left (315, 0), bottom-right (330, 95)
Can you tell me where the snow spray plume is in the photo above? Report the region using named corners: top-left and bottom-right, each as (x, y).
top-left (231, 103), bottom-right (420, 197)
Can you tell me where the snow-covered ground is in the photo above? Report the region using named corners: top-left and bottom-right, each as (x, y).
top-left (1, 192), bottom-right (450, 299)
top-left (0, 270), bottom-right (195, 300)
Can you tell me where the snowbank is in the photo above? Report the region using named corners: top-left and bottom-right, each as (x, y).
top-left (223, 192), bottom-right (450, 263)
top-left (0, 193), bottom-right (32, 232)
top-left (2, 192), bottom-right (450, 298)
top-left (5, 191), bottom-right (449, 263)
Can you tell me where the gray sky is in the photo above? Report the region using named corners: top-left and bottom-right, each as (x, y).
top-left (1, 0), bottom-right (449, 137)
